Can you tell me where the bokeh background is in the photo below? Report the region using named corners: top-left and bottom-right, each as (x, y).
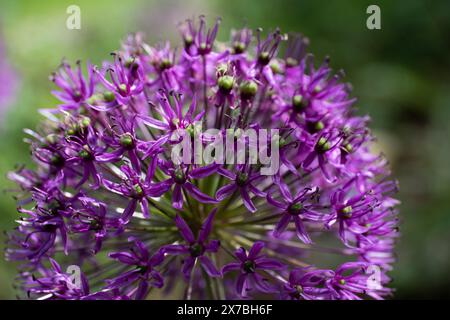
top-left (0, 0), bottom-right (449, 299)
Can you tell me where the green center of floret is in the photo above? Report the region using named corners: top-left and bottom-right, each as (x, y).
top-left (343, 143), bottom-right (353, 153)
top-left (218, 75), bottom-right (234, 93)
top-left (243, 260), bottom-right (256, 273)
top-left (79, 145), bottom-right (93, 160)
top-left (103, 91), bottom-right (116, 102)
top-left (184, 35), bottom-right (193, 47)
top-left (47, 200), bottom-right (62, 216)
top-left (174, 168), bottom-right (186, 184)
top-left (258, 51), bottom-right (271, 65)
top-left (286, 57), bottom-right (299, 67)
top-left (233, 41), bottom-right (246, 54)
top-left (45, 134), bottom-right (58, 145)
top-left (89, 219), bottom-right (101, 231)
top-left (66, 124), bottom-right (81, 136)
top-left (120, 133), bottom-right (134, 149)
top-left (137, 265), bottom-right (148, 274)
top-left (159, 58), bottom-right (172, 70)
top-left (189, 243), bottom-right (204, 257)
top-left (288, 202), bottom-right (303, 215)
top-left (270, 61), bottom-right (282, 74)
top-left (119, 84), bottom-right (127, 94)
top-left (80, 117), bottom-right (91, 128)
top-left (185, 124), bottom-right (196, 137)
top-left (133, 184), bottom-right (144, 198)
top-left (340, 205), bottom-right (353, 218)
top-left (292, 284), bottom-right (304, 298)
top-left (239, 81), bottom-right (258, 100)
top-left (292, 94), bottom-right (307, 111)
top-left (236, 172), bottom-right (249, 187)
top-left (72, 90), bottom-right (82, 101)
top-left (50, 154), bottom-right (64, 167)
top-left (307, 121), bottom-right (324, 133)
top-left (315, 137), bottom-right (331, 153)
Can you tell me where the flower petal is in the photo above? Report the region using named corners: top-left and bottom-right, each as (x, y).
top-left (198, 208), bottom-right (217, 242)
top-left (216, 183), bottom-right (236, 201)
top-left (273, 214), bottom-right (291, 238)
top-left (248, 241), bottom-right (265, 259)
top-left (174, 214), bottom-right (195, 243)
top-left (199, 256), bottom-right (221, 277)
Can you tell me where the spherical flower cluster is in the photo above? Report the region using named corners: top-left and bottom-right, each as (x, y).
top-left (6, 16), bottom-right (399, 300)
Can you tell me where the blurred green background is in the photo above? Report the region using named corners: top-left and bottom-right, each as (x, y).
top-left (0, 0), bottom-right (449, 299)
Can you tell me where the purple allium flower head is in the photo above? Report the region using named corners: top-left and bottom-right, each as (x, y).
top-left (5, 16), bottom-right (399, 300)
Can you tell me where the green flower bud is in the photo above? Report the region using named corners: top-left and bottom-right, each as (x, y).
top-left (80, 116), bottom-right (91, 128)
top-left (120, 133), bottom-right (134, 149)
top-left (286, 57), bottom-right (298, 67)
top-left (341, 205), bottom-right (353, 218)
top-left (45, 134), bottom-right (59, 145)
top-left (240, 81), bottom-right (258, 100)
top-left (343, 143), bottom-right (353, 153)
top-left (270, 60), bottom-right (282, 74)
top-left (316, 137), bottom-right (331, 153)
top-left (308, 121), bottom-right (324, 133)
top-left (79, 145), bottom-right (93, 160)
top-left (233, 41), bottom-right (245, 54)
top-left (103, 91), bottom-right (116, 102)
top-left (124, 58), bottom-right (134, 68)
top-left (292, 94), bottom-right (307, 111)
top-left (216, 63), bottom-right (228, 76)
top-left (185, 124), bottom-right (196, 137)
top-left (159, 59), bottom-right (172, 70)
top-left (184, 35), bottom-right (193, 47)
top-left (258, 51), bottom-right (270, 65)
top-left (119, 84), bottom-right (127, 94)
top-left (218, 75), bottom-right (234, 93)
top-left (133, 184), bottom-right (144, 197)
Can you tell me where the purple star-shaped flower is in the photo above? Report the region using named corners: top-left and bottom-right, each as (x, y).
top-left (154, 161), bottom-right (219, 210)
top-left (51, 60), bottom-right (96, 111)
top-left (325, 262), bottom-right (390, 300)
top-left (267, 178), bottom-right (323, 243)
top-left (107, 238), bottom-right (164, 300)
top-left (222, 241), bottom-right (284, 297)
top-left (26, 258), bottom-right (90, 300)
top-left (161, 209), bottom-right (221, 279)
top-left (327, 186), bottom-right (379, 245)
top-left (103, 164), bottom-right (167, 223)
top-left (216, 164), bottom-right (266, 213)
top-left (282, 267), bottom-right (333, 300)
